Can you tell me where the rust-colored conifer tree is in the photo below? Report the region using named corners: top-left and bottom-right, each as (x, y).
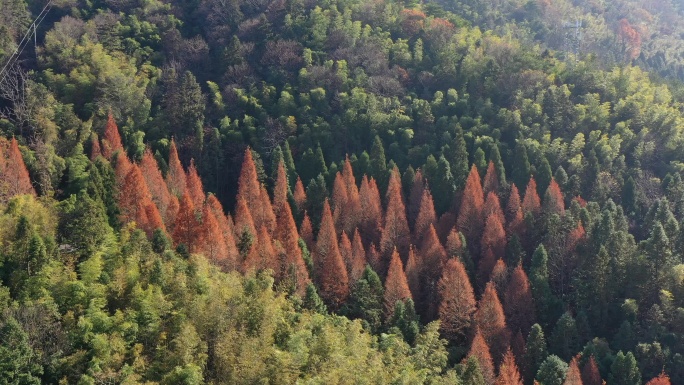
top-left (484, 191), bottom-right (506, 229)
top-left (119, 164), bottom-right (166, 238)
top-left (243, 226), bottom-right (277, 274)
top-left (331, 172), bottom-right (348, 232)
top-left (359, 176), bottom-right (383, 246)
top-left (438, 258), bottom-right (476, 344)
top-left (274, 190), bottom-right (310, 295)
top-left (101, 113), bottom-right (123, 159)
top-left (645, 372), bottom-right (671, 385)
top-left (436, 212), bottom-right (457, 243)
top-left (350, 229), bottom-right (367, 282)
top-left (207, 194), bottom-right (239, 271)
top-left (564, 356), bottom-right (583, 385)
top-left (496, 349), bottom-right (524, 385)
top-left (522, 177), bottom-right (541, 215)
top-left (506, 184), bottom-right (524, 235)
top-left (339, 231), bottom-right (354, 277)
top-left (384, 248), bottom-right (412, 318)
top-left (566, 222), bottom-right (586, 254)
top-left (1, 138), bottom-right (35, 199)
top-left (457, 165), bottom-right (485, 244)
top-left (114, 151), bottom-right (133, 189)
top-left (257, 185), bottom-right (277, 234)
top-left (446, 227), bottom-right (465, 259)
top-left (511, 330), bottom-right (525, 369)
top-left (483, 161), bottom-right (500, 195)
top-left (314, 200), bottom-right (350, 309)
top-left (141, 149), bottom-right (172, 225)
top-left (366, 243), bottom-right (381, 276)
top-left (481, 213), bottom-right (507, 259)
top-left (300, 212), bottom-right (314, 250)
top-left (475, 281), bottom-right (511, 365)
top-left (236, 148), bottom-right (261, 206)
top-left (173, 192), bottom-right (198, 250)
top-left (504, 264), bottom-right (536, 335)
top-left (414, 187), bottom-right (437, 246)
top-left (405, 245), bottom-right (420, 301)
top-left (166, 195), bottom-right (179, 234)
top-left (478, 246), bottom-right (498, 290)
top-left (233, 197), bottom-right (257, 242)
top-left (186, 159), bottom-right (206, 208)
top-left (293, 177), bottom-right (307, 215)
top-left (166, 139), bottom-right (187, 197)
top-left (467, 327), bottom-right (496, 384)
top-left (380, 168), bottom-right (410, 269)
top-left (342, 156), bottom-right (362, 234)
top-left (581, 356), bottom-right (602, 385)
top-left (199, 203), bottom-right (230, 265)
top-left (544, 178), bottom-right (565, 215)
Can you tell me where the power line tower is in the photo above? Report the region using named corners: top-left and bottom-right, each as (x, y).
top-left (563, 18), bottom-right (584, 65)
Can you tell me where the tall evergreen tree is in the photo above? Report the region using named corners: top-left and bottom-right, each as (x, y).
top-left (609, 351), bottom-right (641, 385)
top-left (313, 200), bottom-right (350, 310)
top-left (512, 141), bottom-right (531, 191)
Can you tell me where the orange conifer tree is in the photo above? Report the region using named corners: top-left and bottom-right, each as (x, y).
top-left (243, 226), bottom-right (277, 274)
top-left (359, 176), bottom-right (383, 246)
top-left (1, 138), bottom-right (35, 199)
top-left (114, 151), bottom-right (133, 189)
top-left (166, 195), bottom-right (179, 234)
top-left (233, 197), bottom-right (257, 243)
top-left (413, 187), bottom-right (437, 246)
top-left (566, 222), bottom-right (586, 253)
top-left (564, 356), bottom-right (583, 385)
top-left (350, 229), bottom-right (367, 282)
top-left (119, 164), bottom-right (166, 238)
top-left (293, 176), bottom-right (307, 215)
top-left (339, 231), bottom-right (354, 277)
top-left (467, 328), bottom-right (496, 384)
top-left (341, 156), bottom-right (362, 234)
top-left (313, 200), bottom-right (350, 309)
top-left (506, 184), bottom-right (524, 235)
top-left (475, 281), bottom-right (511, 365)
top-left (522, 177), bottom-right (541, 215)
top-left (457, 165), bottom-right (485, 244)
top-left (299, 211), bottom-right (314, 250)
top-left (484, 191), bottom-right (506, 229)
top-left (483, 161), bottom-right (500, 195)
top-left (236, 148), bottom-right (261, 206)
top-left (511, 330), bottom-right (526, 368)
top-left (438, 258), bottom-right (476, 344)
top-left (274, 190), bottom-right (310, 295)
top-left (504, 264), bottom-right (536, 335)
top-left (384, 248), bottom-right (412, 318)
top-left (199, 203), bottom-right (230, 265)
top-left (405, 245), bottom-right (420, 301)
top-left (366, 242), bottom-right (381, 275)
top-left (257, 185), bottom-right (277, 234)
top-left (496, 349), bottom-right (524, 385)
top-left (331, 172), bottom-right (349, 232)
top-left (166, 139), bottom-right (187, 197)
top-left (173, 192), bottom-right (198, 250)
top-left (645, 372), bottom-right (671, 385)
top-left (478, 246), bottom-right (498, 290)
top-left (420, 224), bottom-right (447, 277)
top-left (544, 178), bottom-right (565, 215)
top-left (141, 148), bottom-right (172, 226)
top-left (101, 112), bottom-right (124, 159)
top-left (207, 194), bottom-right (239, 271)
top-left (481, 213), bottom-right (507, 259)
top-left (581, 356), bottom-right (602, 385)
top-left (186, 159), bottom-right (206, 207)
top-left (380, 168), bottom-right (410, 269)
top-left (446, 227), bottom-right (465, 259)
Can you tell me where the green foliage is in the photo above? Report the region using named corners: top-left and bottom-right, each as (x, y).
top-left (0, 316), bottom-right (42, 385)
top-left (610, 351), bottom-right (641, 385)
top-left (536, 355), bottom-right (568, 385)
top-left (343, 266), bottom-right (384, 333)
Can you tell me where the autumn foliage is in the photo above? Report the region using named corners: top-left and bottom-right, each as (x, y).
top-left (564, 356), bottom-right (583, 385)
top-left (383, 248), bottom-right (412, 317)
top-left (166, 139), bottom-right (187, 197)
top-left (457, 165), bottom-right (485, 243)
top-left (313, 200), bottom-right (350, 309)
top-left (496, 349), bottom-right (524, 385)
top-left (438, 258), bottom-right (476, 344)
top-left (101, 113), bottom-right (124, 159)
top-left (475, 281), bottom-right (511, 364)
top-left (581, 356), bottom-right (603, 385)
top-left (504, 264), bottom-right (536, 335)
top-left (645, 372), bottom-right (671, 385)
top-left (468, 328), bottom-right (496, 384)
top-left (0, 137), bottom-right (35, 201)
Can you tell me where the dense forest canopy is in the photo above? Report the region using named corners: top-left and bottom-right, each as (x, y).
top-left (2, 0), bottom-right (684, 383)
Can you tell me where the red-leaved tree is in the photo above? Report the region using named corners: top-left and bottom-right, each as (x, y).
top-left (457, 165), bottom-right (485, 245)
top-left (380, 168), bottom-right (410, 272)
top-left (438, 258), bottom-right (476, 344)
top-left (522, 177), bottom-right (541, 215)
top-left (101, 112), bottom-right (123, 159)
top-left (563, 356), bottom-right (583, 385)
top-left (581, 356), bottom-right (602, 385)
top-left (140, 149), bottom-right (172, 226)
top-left (496, 349), bottom-right (524, 385)
top-left (173, 192), bottom-right (198, 250)
top-left (384, 248), bottom-right (412, 318)
top-left (506, 184), bottom-right (524, 236)
top-left (504, 264), bottom-right (536, 336)
top-left (359, 176), bottom-right (383, 246)
top-left (483, 161), bottom-right (500, 195)
top-left (475, 281), bottom-right (511, 365)
top-left (166, 139), bottom-right (187, 197)
top-left (0, 138), bottom-right (35, 200)
top-left (350, 229), bottom-right (367, 282)
top-left (467, 327), bottom-right (496, 384)
top-left (414, 187), bottom-right (437, 246)
top-left (186, 159), bottom-right (206, 208)
top-left (314, 200), bottom-right (350, 309)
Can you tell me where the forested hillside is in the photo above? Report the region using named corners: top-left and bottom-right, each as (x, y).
top-left (2, 0), bottom-right (684, 383)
